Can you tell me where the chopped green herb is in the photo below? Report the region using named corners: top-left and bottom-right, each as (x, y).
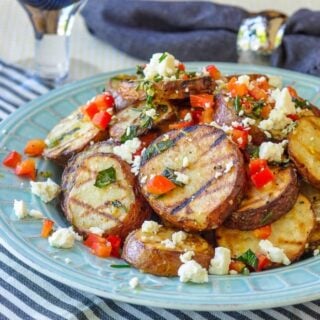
top-left (140, 114), bottom-right (153, 129)
top-left (47, 127), bottom-right (80, 148)
top-left (94, 167), bottom-right (116, 188)
top-left (247, 145), bottom-right (260, 158)
top-left (234, 96), bottom-right (241, 113)
top-left (242, 267), bottom-right (250, 275)
top-left (38, 171), bottom-right (52, 179)
top-left (120, 125), bottom-right (138, 143)
top-left (292, 97), bottom-right (311, 109)
top-left (238, 249), bottom-right (258, 269)
top-left (142, 139), bottom-right (174, 162)
top-left (136, 65), bottom-right (145, 77)
top-left (162, 168), bottom-right (185, 187)
top-left (260, 211), bottom-right (273, 225)
top-left (187, 71), bottom-right (196, 78)
top-left (252, 101), bottom-right (265, 118)
top-left (153, 74), bottom-right (163, 82)
top-left (110, 264), bottom-right (131, 268)
top-left (111, 200), bottom-right (127, 211)
top-left (159, 52), bottom-right (168, 63)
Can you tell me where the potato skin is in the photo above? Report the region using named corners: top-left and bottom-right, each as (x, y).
top-left (216, 194), bottom-right (315, 263)
top-left (288, 116), bottom-right (320, 189)
top-left (213, 94), bottom-right (241, 126)
top-left (224, 166), bottom-right (299, 230)
top-left (122, 227), bottom-right (213, 276)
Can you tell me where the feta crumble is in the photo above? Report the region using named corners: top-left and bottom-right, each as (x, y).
top-left (174, 171), bottom-right (189, 184)
top-left (89, 227), bottom-right (104, 236)
top-left (48, 228), bottom-right (75, 249)
top-left (129, 277), bottom-right (139, 289)
top-left (131, 155), bottom-right (141, 176)
top-left (68, 227), bottom-right (83, 241)
top-left (172, 231), bottom-right (187, 245)
top-left (13, 199), bottom-right (28, 219)
top-left (224, 161), bottom-right (233, 173)
top-left (182, 156), bottom-right (189, 168)
top-left (141, 220), bottom-right (161, 234)
top-left (161, 239), bottom-right (176, 249)
top-left (178, 260), bottom-right (208, 283)
top-left (113, 137), bottom-right (141, 164)
top-left (209, 247), bottom-right (231, 275)
top-left (313, 249), bottom-right (319, 256)
top-left (29, 209), bottom-right (43, 219)
top-left (145, 108), bottom-right (157, 119)
top-left (143, 52), bottom-right (179, 81)
top-left (180, 251), bottom-right (195, 263)
top-left (184, 112), bottom-right (192, 122)
top-left (259, 140), bottom-right (287, 163)
top-left (30, 178), bottom-right (61, 203)
top-left (237, 75), bottom-right (250, 87)
top-left (259, 240), bottom-right (291, 265)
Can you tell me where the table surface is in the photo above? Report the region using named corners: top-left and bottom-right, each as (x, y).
top-left (1, 1), bottom-right (320, 319)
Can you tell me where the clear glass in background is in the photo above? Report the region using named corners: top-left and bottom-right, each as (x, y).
top-left (18, 0), bottom-right (87, 85)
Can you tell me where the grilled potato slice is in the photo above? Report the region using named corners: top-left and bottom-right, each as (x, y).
top-left (288, 116), bottom-right (320, 189)
top-left (109, 101), bottom-right (176, 141)
top-left (224, 166), bottom-right (299, 230)
top-left (122, 226), bottom-right (213, 276)
top-left (43, 108), bottom-right (107, 166)
top-left (216, 194), bottom-right (315, 263)
top-left (139, 125), bottom-right (246, 231)
top-left (301, 181), bottom-right (320, 250)
top-left (62, 152), bottom-right (150, 239)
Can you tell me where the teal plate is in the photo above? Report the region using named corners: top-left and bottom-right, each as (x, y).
top-left (1, 63), bottom-right (320, 311)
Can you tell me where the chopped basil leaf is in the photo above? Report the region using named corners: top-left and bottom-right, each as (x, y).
top-left (153, 74), bottom-right (163, 82)
top-left (38, 171), bottom-right (52, 179)
top-left (136, 65), bottom-right (144, 77)
top-left (238, 249), bottom-right (258, 269)
top-left (159, 52), bottom-right (168, 63)
top-left (260, 211), bottom-right (273, 225)
top-left (162, 167), bottom-right (185, 187)
top-left (110, 264), bottom-right (131, 268)
top-left (111, 200), bottom-right (127, 211)
top-left (247, 145), bottom-right (260, 158)
top-left (234, 96), bottom-right (241, 113)
top-left (142, 139), bottom-right (174, 162)
top-left (120, 125), bottom-right (138, 143)
top-left (94, 167), bottom-right (116, 188)
top-left (140, 114), bottom-right (153, 129)
top-left (292, 97), bottom-right (311, 109)
top-left (187, 71), bottom-right (196, 78)
top-left (252, 101), bottom-right (264, 118)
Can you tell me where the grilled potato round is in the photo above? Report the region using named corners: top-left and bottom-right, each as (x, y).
top-left (122, 226), bottom-right (213, 276)
top-left (224, 166), bottom-right (299, 230)
top-left (43, 108), bottom-right (107, 166)
top-left (216, 194), bottom-right (315, 263)
top-left (62, 152), bottom-right (150, 239)
top-left (139, 125), bottom-right (246, 231)
top-left (288, 116), bottom-right (320, 189)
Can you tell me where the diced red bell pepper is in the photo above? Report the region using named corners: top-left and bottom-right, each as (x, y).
top-left (256, 254), bottom-right (271, 271)
top-left (260, 104), bottom-right (272, 119)
top-left (249, 86), bottom-right (267, 101)
top-left (15, 159), bottom-right (36, 180)
top-left (106, 235), bottom-right (122, 258)
top-left (248, 158), bottom-right (267, 176)
top-left (24, 139), bottom-right (46, 157)
top-left (146, 175), bottom-right (176, 195)
top-left (103, 92), bottom-right (115, 109)
top-left (178, 63), bottom-right (185, 71)
top-left (191, 109), bottom-right (203, 124)
top-left (253, 224), bottom-right (272, 239)
top-left (229, 260), bottom-right (246, 273)
top-left (251, 166), bottom-right (274, 188)
top-left (169, 120), bottom-right (193, 130)
top-left (2, 151), bottom-right (22, 168)
top-left (287, 114), bottom-right (299, 121)
top-left (83, 233), bottom-right (106, 247)
top-left (41, 219), bottom-right (54, 238)
top-left (83, 102), bottom-right (99, 119)
top-left (232, 128), bottom-right (249, 149)
top-left (256, 78), bottom-right (269, 91)
top-left (92, 111), bottom-right (112, 130)
top-left (206, 65), bottom-right (221, 80)
top-left (90, 241), bottom-right (112, 258)
top-left (287, 86), bottom-right (298, 98)
top-left (227, 77), bottom-right (248, 97)
top-left (190, 94), bottom-right (214, 109)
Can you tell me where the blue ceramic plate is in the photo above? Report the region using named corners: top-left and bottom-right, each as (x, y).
top-left (1, 63), bottom-right (320, 311)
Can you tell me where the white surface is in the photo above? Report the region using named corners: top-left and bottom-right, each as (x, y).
top-left (1, 0), bottom-right (320, 80)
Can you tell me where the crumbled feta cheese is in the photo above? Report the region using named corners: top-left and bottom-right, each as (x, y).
top-left (238, 110), bottom-right (244, 116)
top-left (131, 155), bottom-right (141, 176)
top-left (68, 227), bottom-right (83, 241)
top-left (141, 220), bottom-right (161, 234)
top-left (267, 75), bottom-right (282, 89)
top-left (313, 249), bottom-right (319, 256)
top-left (172, 231), bottom-right (187, 245)
top-left (224, 161), bottom-right (234, 173)
top-left (13, 200), bottom-right (28, 219)
top-left (30, 178), bottom-right (61, 203)
top-left (113, 137), bottom-right (141, 164)
top-left (231, 121), bottom-right (242, 128)
top-left (89, 227), bottom-right (104, 236)
top-left (174, 171), bottom-right (189, 184)
top-left (259, 141), bottom-right (287, 163)
top-left (215, 171), bottom-right (223, 179)
top-left (129, 277), bottom-right (139, 289)
top-left (145, 108), bottom-right (157, 119)
top-left (64, 258), bottom-right (72, 264)
top-left (184, 112), bottom-right (192, 122)
top-left (161, 239), bottom-right (176, 249)
top-left (209, 247), bottom-right (231, 275)
top-left (48, 228), bottom-right (75, 249)
top-left (201, 67), bottom-right (210, 77)
top-left (143, 52), bottom-right (178, 80)
top-left (237, 75), bottom-right (250, 87)
top-left (182, 156), bottom-right (189, 168)
top-left (140, 175), bottom-right (147, 184)
top-left (257, 76), bottom-right (266, 83)
top-left (29, 209), bottom-right (43, 219)
top-left (242, 117), bottom-right (256, 128)
top-left (180, 251), bottom-right (195, 263)
top-left (259, 240), bottom-right (291, 265)
top-left (229, 270), bottom-right (238, 275)
top-left (178, 260), bottom-right (208, 283)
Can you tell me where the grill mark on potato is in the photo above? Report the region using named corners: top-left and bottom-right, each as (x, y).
top-left (210, 133), bottom-right (227, 148)
top-left (69, 197), bottom-right (120, 222)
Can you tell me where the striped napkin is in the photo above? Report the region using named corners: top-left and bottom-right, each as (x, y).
top-left (0, 60), bottom-right (319, 320)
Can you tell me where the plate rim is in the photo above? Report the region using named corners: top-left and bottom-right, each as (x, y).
top-left (1, 62), bottom-right (320, 311)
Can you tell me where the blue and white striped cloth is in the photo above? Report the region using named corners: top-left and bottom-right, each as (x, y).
top-left (1, 59), bottom-right (320, 320)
